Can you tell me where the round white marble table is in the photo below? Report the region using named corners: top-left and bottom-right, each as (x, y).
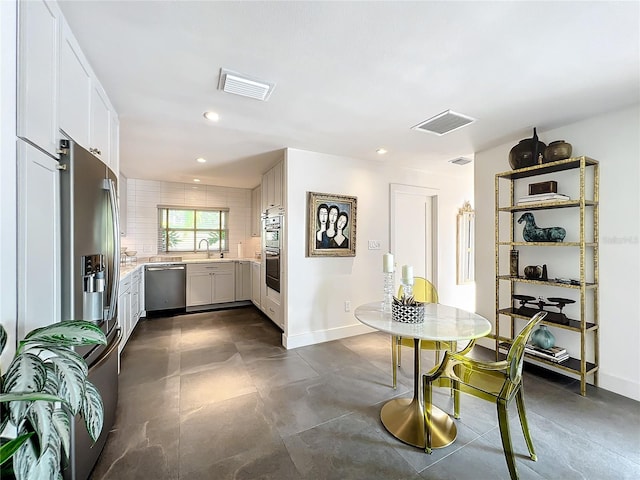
top-left (354, 302), bottom-right (491, 449)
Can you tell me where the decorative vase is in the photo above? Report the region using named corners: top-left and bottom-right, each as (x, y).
top-left (531, 325), bottom-right (555, 349)
top-left (543, 140), bottom-right (572, 163)
top-left (508, 128), bottom-right (547, 169)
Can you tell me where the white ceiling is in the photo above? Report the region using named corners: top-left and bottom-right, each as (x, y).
top-left (57, 1), bottom-right (640, 189)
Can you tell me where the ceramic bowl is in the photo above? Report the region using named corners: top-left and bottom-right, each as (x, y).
top-left (124, 250), bottom-right (137, 257)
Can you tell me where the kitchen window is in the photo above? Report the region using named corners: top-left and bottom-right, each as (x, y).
top-left (157, 207), bottom-right (229, 253)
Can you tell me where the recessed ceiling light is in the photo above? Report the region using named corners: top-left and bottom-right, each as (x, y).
top-left (376, 148), bottom-right (387, 155)
top-left (203, 111), bottom-right (219, 122)
top-left (193, 178), bottom-right (201, 182)
top-left (196, 157), bottom-right (207, 163)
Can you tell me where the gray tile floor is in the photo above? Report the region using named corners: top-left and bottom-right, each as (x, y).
top-left (90, 306), bottom-right (640, 480)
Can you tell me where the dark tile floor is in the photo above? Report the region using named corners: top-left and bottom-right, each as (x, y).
top-left (90, 306), bottom-right (640, 480)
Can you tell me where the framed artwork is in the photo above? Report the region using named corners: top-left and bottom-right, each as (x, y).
top-left (307, 191), bottom-right (357, 257)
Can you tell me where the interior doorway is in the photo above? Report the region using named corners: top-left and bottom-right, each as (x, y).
top-left (389, 184), bottom-right (438, 289)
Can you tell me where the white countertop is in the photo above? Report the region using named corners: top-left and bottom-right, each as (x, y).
top-left (119, 257), bottom-right (261, 280)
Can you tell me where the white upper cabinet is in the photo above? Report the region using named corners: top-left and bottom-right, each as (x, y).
top-left (59, 20), bottom-right (91, 148)
top-left (110, 112), bottom-right (120, 176)
top-left (17, 0), bottom-right (60, 157)
top-left (89, 83), bottom-right (110, 163)
top-left (251, 185), bottom-right (262, 237)
top-left (262, 160), bottom-right (283, 212)
top-left (58, 14), bottom-right (118, 174)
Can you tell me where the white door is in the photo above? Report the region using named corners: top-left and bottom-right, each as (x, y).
top-left (390, 184), bottom-right (438, 289)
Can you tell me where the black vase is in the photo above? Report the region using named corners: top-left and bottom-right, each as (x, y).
top-left (509, 128), bottom-right (547, 169)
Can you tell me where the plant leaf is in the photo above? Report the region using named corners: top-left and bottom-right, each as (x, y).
top-left (21, 321), bottom-right (106, 351)
top-left (49, 357), bottom-right (86, 415)
top-left (51, 408), bottom-right (70, 460)
top-left (14, 436), bottom-right (59, 480)
top-left (0, 433), bottom-right (33, 466)
top-left (0, 392), bottom-right (63, 404)
top-left (3, 353), bottom-right (47, 425)
top-left (80, 382), bottom-right (103, 443)
top-left (13, 438), bottom-right (35, 480)
top-left (42, 347), bottom-right (88, 377)
top-left (26, 399), bottom-right (54, 458)
top-left (0, 323), bottom-right (7, 357)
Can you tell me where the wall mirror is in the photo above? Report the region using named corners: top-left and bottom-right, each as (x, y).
top-left (456, 201), bottom-right (475, 284)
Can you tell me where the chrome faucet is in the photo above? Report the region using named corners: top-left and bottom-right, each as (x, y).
top-left (198, 239), bottom-right (210, 258)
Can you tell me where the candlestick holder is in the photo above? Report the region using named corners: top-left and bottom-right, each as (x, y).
top-left (382, 272), bottom-right (394, 313)
top-left (401, 280), bottom-right (413, 299)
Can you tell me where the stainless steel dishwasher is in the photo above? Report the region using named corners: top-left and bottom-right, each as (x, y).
top-left (145, 263), bottom-right (186, 313)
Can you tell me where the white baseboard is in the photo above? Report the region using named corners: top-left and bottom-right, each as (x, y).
top-left (599, 372), bottom-right (640, 402)
top-left (283, 323), bottom-right (375, 349)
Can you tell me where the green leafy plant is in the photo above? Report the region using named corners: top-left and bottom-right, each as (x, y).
top-left (0, 321), bottom-right (106, 480)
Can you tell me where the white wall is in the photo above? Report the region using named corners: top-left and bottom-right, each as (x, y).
top-left (121, 179), bottom-right (260, 258)
top-left (0, 0), bottom-right (17, 365)
top-left (475, 104), bottom-right (640, 401)
top-left (283, 148), bottom-right (475, 348)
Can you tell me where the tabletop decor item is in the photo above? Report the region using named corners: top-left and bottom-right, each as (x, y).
top-left (306, 191), bottom-right (357, 257)
top-left (508, 127), bottom-right (546, 169)
top-left (517, 212), bottom-right (566, 242)
top-left (531, 324), bottom-right (555, 349)
top-left (524, 264), bottom-right (548, 280)
top-left (510, 249), bottom-right (519, 277)
top-left (391, 295), bottom-right (425, 323)
top-left (401, 264), bottom-right (414, 297)
top-left (382, 253), bottom-right (395, 313)
top-left (544, 140), bottom-right (572, 162)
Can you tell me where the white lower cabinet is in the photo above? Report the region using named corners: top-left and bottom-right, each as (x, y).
top-left (251, 261), bottom-right (261, 308)
top-left (130, 269), bottom-right (142, 329)
top-left (235, 261), bottom-right (251, 301)
top-left (263, 295), bottom-right (283, 330)
top-left (118, 273), bottom-right (131, 354)
top-left (186, 263), bottom-right (235, 306)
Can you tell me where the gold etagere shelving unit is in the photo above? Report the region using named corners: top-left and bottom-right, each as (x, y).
top-left (494, 156), bottom-right (599, 396)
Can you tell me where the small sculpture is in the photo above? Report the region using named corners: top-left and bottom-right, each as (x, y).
top-left (517, 212), bottom-right (566, 242)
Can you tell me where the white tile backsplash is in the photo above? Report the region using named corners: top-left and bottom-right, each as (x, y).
top-left (125, 178), bottom-right (256, 256)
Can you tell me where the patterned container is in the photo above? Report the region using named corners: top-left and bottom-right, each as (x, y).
top-left (392, 303), bottom-right (425, 323)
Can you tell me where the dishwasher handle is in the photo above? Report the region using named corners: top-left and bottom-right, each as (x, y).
top-left (146, 265), bottom-right (186, 271)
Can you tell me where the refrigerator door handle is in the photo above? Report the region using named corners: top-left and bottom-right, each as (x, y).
top-left (89, 328), bottom-right (122, 373)
top-left (105, 178), bottom-right (120, 322)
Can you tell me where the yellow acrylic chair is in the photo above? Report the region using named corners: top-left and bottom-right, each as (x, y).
top-left (392, 277), bottom-right (451, 389)
top-left (422, 311), bottom-right (547, 480)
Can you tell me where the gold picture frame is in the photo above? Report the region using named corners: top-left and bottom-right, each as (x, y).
top-left (307, 192), bottom-right (357, 257)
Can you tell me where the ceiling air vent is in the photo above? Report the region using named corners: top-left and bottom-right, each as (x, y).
top-left (449, 157), bottom-right (472, 166)
top-left (412, 110), bottom-right (475, 135)
top-left (218, 68), bottom-right (275, 101)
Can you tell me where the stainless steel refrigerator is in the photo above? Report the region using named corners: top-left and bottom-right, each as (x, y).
top-left (59, 139), bottom-right (121, 480)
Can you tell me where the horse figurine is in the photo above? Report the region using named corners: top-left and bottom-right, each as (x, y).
top-left (517, 212), bottom-right (566, 242)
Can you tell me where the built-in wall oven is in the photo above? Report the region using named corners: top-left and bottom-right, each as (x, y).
top-left (264, 215), bottom-right (281, 292)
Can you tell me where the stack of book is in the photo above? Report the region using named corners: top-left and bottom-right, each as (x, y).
top-left (499, 342), bottom-right (570, 363)
top-left (517, 193), bottom-right (570, 204)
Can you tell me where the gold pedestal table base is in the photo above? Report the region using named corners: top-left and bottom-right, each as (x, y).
top-left (380, 397), bottom-right (456, 449)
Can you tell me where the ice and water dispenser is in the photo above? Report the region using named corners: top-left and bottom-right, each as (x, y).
top-left (82, 254), bottom-right (105, 321)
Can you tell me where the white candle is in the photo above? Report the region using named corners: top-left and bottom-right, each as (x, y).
top-left (402, 265), bottom-right (414, 285)
top-left (383, 253), bottom-right (394, 273)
